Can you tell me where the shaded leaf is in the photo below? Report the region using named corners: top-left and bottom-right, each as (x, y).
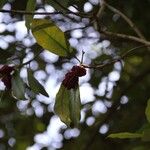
top-left (12, 71), bottom-right (26, 100)
top-left (0, 49), bottom-right (12, 64)
top-left (107, 132), bottom-right (142, 139)
top-left (27, 68), bottom-right (49, 97)
top-left (142, 128), bottom-right (150, 142)
top-left (0, 0), bottom-right (7, 9)
top-left (54, 84), bottom-right (81, 126)
top-left (145, 98), bottom-right (150, 123)
top-left (31, 19), bottom-right (72, 56)
top-left (25, 0), bottom-right (36, 31)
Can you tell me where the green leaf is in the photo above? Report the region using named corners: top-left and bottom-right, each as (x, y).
top-left (142, 128), bottom-right (150, 142)
top-left (0, 0), bottom-right (7, 9)
top-left (25, 0), bottom-right (36, 31)
top-left (12, 71), bottom-right (26, 100)
top-left (145, 98), bottom-right (150, 123)
top-left (54, 84), bottom-right (81, 126)
top-left (31, 19), bottom-right (72, 56)
top-left (107, 132), bottom-right (143, 139)
top-left (27, 68), bottom-right (49, 97)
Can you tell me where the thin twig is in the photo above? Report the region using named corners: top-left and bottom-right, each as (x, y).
top-left (0, 9), bottom-right (62, 15)
top-left (101, 30), bottom-right (150, 46)
top-left (65, 25), bottom-right (91, 33)
top-left (83, 45), bottom-right (149, 69)
top-left (96, 0), bottom-right (106, 19)
top-left (0, 9), bottom-right (91, 18)
top-left (104, 2), bottom-right (146, 40)
top-left (74, 56), bottom-right (81, 63)
top-left (19, 50), bottom-right (42, 68)
top-left (50, 0), bottom-right (91, 18)
top-left (81, 50), bottom-right (85, 64)
top-left (93, 0), bottom-right (106, 32)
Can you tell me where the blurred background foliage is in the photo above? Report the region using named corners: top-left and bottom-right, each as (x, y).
top-left (0, 0), bottom-right (150, 150)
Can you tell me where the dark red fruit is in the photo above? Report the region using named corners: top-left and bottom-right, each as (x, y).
top-left (0, 65), bottom-right (14, 90)
top-left (1, 74), bottom-right (12, 90)
top-left (62, 65), bottom-right (86, 90)
top-left (0, 65), bottom-right (14, 75)
top-left (71, 65), bottom-right (86, 77)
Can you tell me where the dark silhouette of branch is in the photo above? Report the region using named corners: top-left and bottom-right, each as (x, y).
top-left (100, 30), bottom-right (150, 46)
top-left (0, 9), bottom-right (62, 15)
top-left (104, 2), bottom-right (146, 40)
top-left (0, 8), bottom-right (91, 18)
top-left (96, 0), bottom-right (106, 19)
top-left (83, 45), bottom-right (149, 69)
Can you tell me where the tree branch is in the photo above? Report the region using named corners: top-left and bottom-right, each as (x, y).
top-left (83, 45), bottom-right (149, 69)
top-left (0, 9), bottom-right (62, 15)
top-left (50, 0), bottom-right (91, 18)
top-left (0, 9), bottom-right (91, 18)
top-left (96, 0), bottom-right (106, 19)
top-left (104, 2), bottom-right (146, 40)
top-left (100, 30), bottom-right (150, 46)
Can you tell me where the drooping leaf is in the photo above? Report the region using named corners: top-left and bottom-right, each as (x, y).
top-left (25, 0), bottom-right (36, 31)
top-left (27, 68), bottom-right (49, 97)
top-left (11, 71), bottom-right (26, 100)
top-left (0, 0), bottom-right (7, 9)
top-left (145, 98), bottom-right (150, 123)
top-left (54, 84), bottom-right (81, 126)
top-left (31, 19), bottom-right (73, 56)
top-left (107, 132), bottom-right (143, 139)
top-left (69, 86), bottom-right (81, 127)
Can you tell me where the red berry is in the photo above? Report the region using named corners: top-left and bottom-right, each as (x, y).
top-left (71, 65), bottom-right (86, 77)
top-left (1, 74), bottom-right (12, 90)
top-left (0, 65), bottom-right (14, 75)
top-left (0, 65), bottom-right (14, 90)
top-left (62, 65), bottom-right (86, 90)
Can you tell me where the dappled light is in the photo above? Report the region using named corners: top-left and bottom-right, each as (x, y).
top-left (0, 0), bottom-right (150, 150)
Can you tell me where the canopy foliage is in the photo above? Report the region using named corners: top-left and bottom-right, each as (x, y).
top-left (0, 0), bottom-right (150, 150)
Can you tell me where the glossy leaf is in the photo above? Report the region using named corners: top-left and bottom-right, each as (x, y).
top-left (54, 84), bottom-right (81, 126)
top-left (12, 71), bottom-right (26, 100)
top-left (145, 98), bottom-right (150, 123)
top-left (31, 19), bottom-right (72, 56)
top-left (27, 69), bottom-right (49, 97)
top-left (108, 132), bottom-right (142, 139)
top-left (25, 0), bottom-right (36, 31)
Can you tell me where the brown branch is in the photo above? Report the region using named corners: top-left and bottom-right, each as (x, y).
top-left (101, 30), bottom-right (150, 46)
top-left (65, 25), bottom-right (91, 33)
top-left (96, 0), bottom-right (106, 19)
top-left (83, 45), bottom-right (149, 69)
top-left (104, 2), bottom-right (146, 40)
top-left (93, 0), bottom-right (106, 32)
top-left (0, 9), bottom-right (91, 18)
top-left (50, 0), bottom-right (92, 18)
top-left (0, 9), bottom-right (62, 15)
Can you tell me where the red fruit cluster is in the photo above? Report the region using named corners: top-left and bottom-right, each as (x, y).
top-left (0, 65), bottom-right (14, 90)
top-left (62, 65), bottom-right (86, 90)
